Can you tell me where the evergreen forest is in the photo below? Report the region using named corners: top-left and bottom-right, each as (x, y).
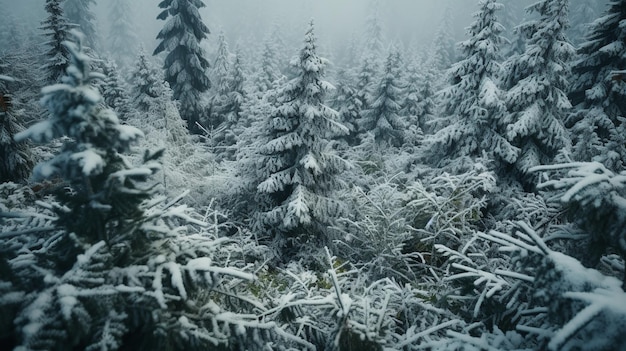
top-left (1, 0), bottom-right (626, 350)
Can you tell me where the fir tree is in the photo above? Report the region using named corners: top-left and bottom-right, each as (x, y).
top-left (360, 49), bottom-right (405, 147)
top-left (207, 31), bottom-right (231, 128)
top-left (130, 49), bottom-right (162, 113)
top-left (254, 21), bottom-right (348, 252)
top-left (431, 5), bottom-right (457, 70)
top-left (41, 0), bottom-right (71, 83)
top-left (210, 50), bottom-right (249, 161)
top-left (0, 74), bottom-right (32, 183)
top-left (64, 0), bottom-right (98, 49)
top-left (504, 0), bottom-right (574, 185)
top-left (353, 5), bottom-right (384, 118)
top-left (427, 0), bottom-right (517, 170)
top-left (401, 60), bottom-right (426, 137)
top-left (331, 68), bottom-right (362, 145)
top-left (568, 0), bottom-right (626, 170)
top-left (100, 59), bottom-right (132, 121)
top-left (154, 0), bottom-right (211, 134)
top-left (10, 31), bottom-right (278, 351)
top-left (107, 0), bottom-right (138, 68)
top-left (252, 39), bottom-right (283, 95)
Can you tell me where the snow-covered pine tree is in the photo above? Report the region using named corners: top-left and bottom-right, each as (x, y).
top-left (431, 5), bottom-right (457, 71)
top-left (225, 51), bottom-right (247, 127)
top-left (503, 0), bottom-right (574, 186)
top-left (41, 0), bottom-right (71, 83)
top-left (10, 31), bottom-right (284, 351)
top-left (154, 0), bottom-right (211, 134)
top-left (207, 31), bottom-right (231, 129)
top-left (130, 49), bottom-right (162, 113)
top-left (331, 68), bottom-right (362, 145)
top-left (251, 38), bottom-right (283, 96)
top-left (0, 74), bottom-right (32, 183)
top-left (353, 5), bottom-right (384, 119)
top-left (254, 20), bottom-right (348, 254)
top-left (211, 51), bottom-right (248, 160)
top-left (360, 49), bottom-right (405, 147)
top-left (107, 0), bottom-right (138, 68)
top-left (567, 0), bottom-right (626, 171)
top-left (427, 0), bottom-right (517, 171)
top-left (15, 31), bottom-right (148, 253)
top-left (100, 58), bottom-right (132, 121)
top-left (64, 0), bottom-right (98, 50)
top-left (414, 60), bottom-right (439, 134)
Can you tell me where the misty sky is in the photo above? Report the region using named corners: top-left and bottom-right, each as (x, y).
top-left (3, 0), bottom-right (483, 61)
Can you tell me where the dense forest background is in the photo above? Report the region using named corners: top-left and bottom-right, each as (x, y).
top-left (1, 0), bottom-right (626, 350)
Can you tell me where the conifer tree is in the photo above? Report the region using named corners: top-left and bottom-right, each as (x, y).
top-left (504, 0), bottom-right (574, 184)
top-left (154, 0), bottom-right (211, 134)
top-left (331, 68), bottom-right (362, 145)
top-left (427, 0), bottom-right (517, 170)
top-left (207, 31), bottom-right (231, 128)
top-left (0, 73), bottom-right (32, 183)
top-left (254, 21), bottom-right (347, 252)
top-left (64, 0), bottom-right (98, 49)
top-left (107, 0), bottom-right (137, 67)
top-left (431, 5), bottom-right (457, 70)
top-left (100, 59), bottom-right (132, 121)
top-left (360, 49), bottom-right (405, 146)
top-left (353, 5), bottom-right (384, 118)
top-left (10, 31), bottom-right (277, 351)
top-left (252, 39), bottom-right (283, 95)
top-left (130, 49), bottom-right (162, 113)
top-left (41, 0), bottom-right (71, 83)
top-left (414, 61), bottom-right (439, 134)
top-left (211, 51), bottom-right (248, 160)
top-left (568, 0), bottom-right (626, 170)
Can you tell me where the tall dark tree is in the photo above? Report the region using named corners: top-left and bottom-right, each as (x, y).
top-left (427, 0), bottom-right (517, 170)
top-left (154, 0), bottom-right (211, 133)
top-left (568, 0), bottom-right (626, 170)
top-left (41, 0), bottom-right (71, 83)
top-left (504, 0), bottom-right (574, 185)
top-left (0, 73), bottom-right (32, 183)
top-left (254, 21), bottom-right (347, 252)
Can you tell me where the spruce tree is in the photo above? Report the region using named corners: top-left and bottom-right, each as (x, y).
top-left (331, 68), bottom-right (362, 145)
top-left (360, 49), bottom-right (405, 146)
top-left (154, 0), bottom-right (211, 134)
top-left (207, 31), bottom-right (231, 128)
top-left (568, 0), bottom-right (626, 170)
top-left (254, 21), bottom-right (347, 252)
top-left (130, 49), bottom-right (162, 113)
top-left (41, 0), bottom-right (71, 83)
top-left (107, 0), bottom-right (138, 67)
top-left (252, 39), bottom-right (282, 95)
top-left (210, 50), bottom-right (249, 161)
top-left (431, 5), bottom-right (457, 70)
top-left (504, 0), bottom-right (574, 185)
top-left (0, 74), bottom-right (32, 183)
top-left (427, 0), bottom-right (517, 170)
top-left (64, 0), bottom-right (98, 49)
top-left (100, 59), bottom-right (132, 121)
top-left (10, 31), bottom-right (275, 351)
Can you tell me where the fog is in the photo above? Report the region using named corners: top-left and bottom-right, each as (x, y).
top-left (3, 0), bottom-right (484, 61)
